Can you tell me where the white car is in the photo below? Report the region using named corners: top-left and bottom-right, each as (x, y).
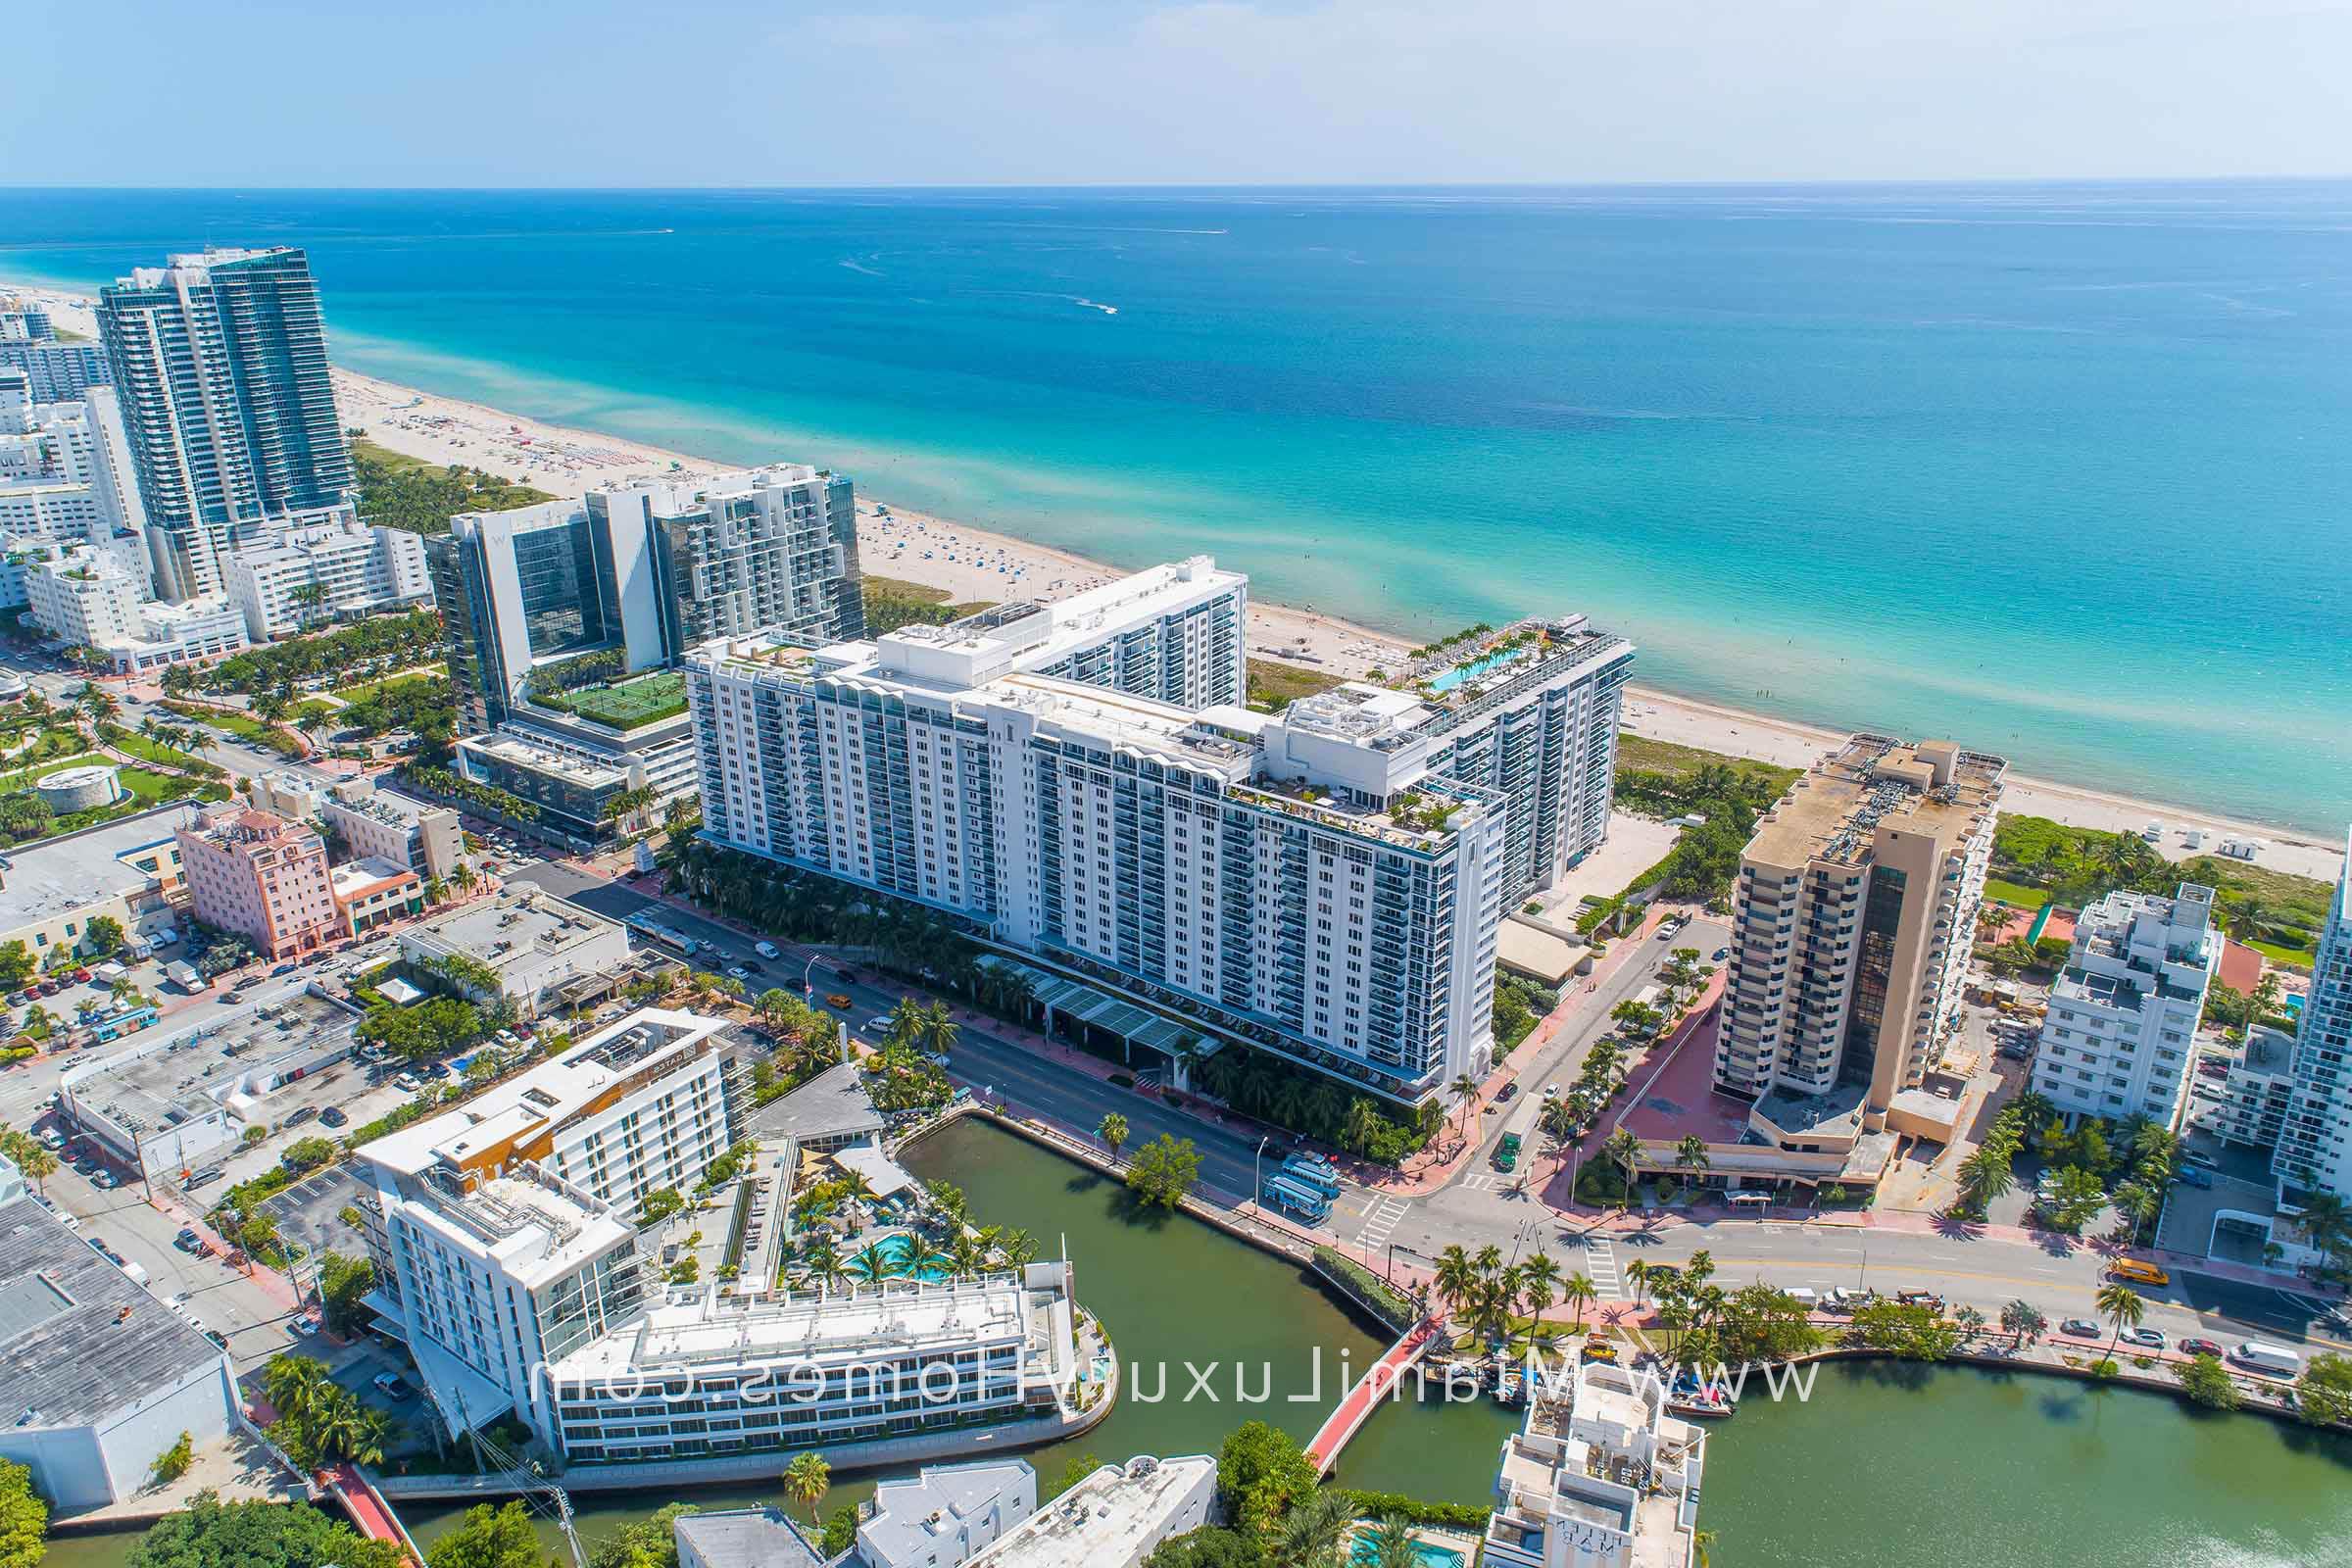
top-left (393, 1072), bottom-right (420, 1093)
top-left (725, 966), bottom-right (750, 982)
top-left (862, 1016), bottom-right (893, 1034)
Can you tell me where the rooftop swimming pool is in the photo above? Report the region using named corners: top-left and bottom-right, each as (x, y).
top-left (1422, 646), bottom-right (1527, 695)
top-left (871, 1231), bottom-right (951, 1282)
top-left (1348, 1532), bottom-right (1467, 1568)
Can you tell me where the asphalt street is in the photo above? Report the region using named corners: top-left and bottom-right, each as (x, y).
top-left (509, 859), bottom-right (2352, 1357)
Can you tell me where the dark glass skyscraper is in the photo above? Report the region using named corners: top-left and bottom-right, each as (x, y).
top-left (95, 248), bottom-right (354, 599)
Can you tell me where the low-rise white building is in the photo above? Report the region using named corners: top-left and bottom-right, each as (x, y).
top-left (960, 1455), bottom-right (1214, 1568)
top-left (0, 803), bottom-right (193, 960)
top-left (23, 545), bottom-right (248, 670)
top-left (672, 1507), bottom-right (828, 1568)
top-left (861, 1459), bottom-right (1037, 1568)
top-left (0, 1197), bottom-right (237, 1511)
top-left (59, 989), bottom-right (363, 1178)
top-left (223, 513), bottom-right (432, 640)
top-left (1484, 1360), bottom-right (1707, 1568)
top-left (330, 856), bottom-right (423, 936)
top-left (397, 888), bottom-right (633, 1018)
top-left (2032, 883), bottom-right (2219, 1131)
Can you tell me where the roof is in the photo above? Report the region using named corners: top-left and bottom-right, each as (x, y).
top-left (864, 1460), bottom-right (1035, 1567)
top-left (833, 1145), bottom-right (913, 1200)
top-left (330, 857), bottom-right (418, 901)
top-left (399, 888), bottom-right (625, 975)
top-left (1746, 733), bottom-right (2006, 870)
top-left (62, 989), bottom-right (360, 1143)
top-left (671, 1507), bottom-right (827, 1568)
top-left (1496, 918), bottom-right (1580, 985)
top-left (0, 802), bottom-right (195, 935)
top-left (360, 1006), bottom-right (727, 1177)
top-left (965, 1455), bottom-right (1214, 1568)
top-left (0, 1197), bottom-right (226, 1428)
top-left (747, 1059), bottom-right (884, 1144)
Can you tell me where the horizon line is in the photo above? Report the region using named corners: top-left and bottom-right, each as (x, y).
top-left (5, 172), bottom-right (2352, 196)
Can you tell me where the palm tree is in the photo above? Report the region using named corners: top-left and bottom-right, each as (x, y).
top-left (918, 1000), bottom-right (958, 1059)
top-left (1692, 1529), bottom-right (1718, 1568)
top-left (901, 1235), bottom-right (951, 1281)
top-left (13, 1140), bottom-right (56, 1194)
top-left (1958, 1146), bottom-right (2015, 1211)
top-left (1673, 1134), bottom-right (1710, 1183)
top-left (1447, 1074), bottom-right (1481, 1140)
top-left (1273, 1487), bottom-right (1354, 1568)
top-left (1432, 1244), bottom-right (1480, 1317)
top-left (1518, 1250), bottom-right (1562, 1320)
top-left (2297, 1192), bottom-right (2352, 1272)
top-left (802, 1237), bottom-right (845, 1293)
top-left (1561, 1272), bottom-right (1598, 1329)
top-left (888, 994), bottom-right (927, 1048)
top-left (1097, 1112), bottom-right (1129, 1162)
top-left (1602, 1128), bottom-right (1644, 1210)
top-left (948, 1231), bottom-right (987, 1280)
top-left (2095, 1281), bottom-right (2144, 1358)
top-left (264, 1354), bottom-right (330, 1426)
top-left (1624, 1257), bottom-right (1651, 1307)
top-left (74, 680), bottom-right (117, 726)
top-left (781, 1450), bottom-right (830, 1520)
top-left (1364, 1513), bottom-right (1419, 1568)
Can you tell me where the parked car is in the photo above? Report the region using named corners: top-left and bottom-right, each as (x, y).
top-left (725, 966), bottom-right (750, 982)
top-left (2061, 1318), bottom-right (2102, 1338)
top-left (2176, 1164), bottom-right (2216, 1190)
top-left (72, 967), bottom-right (91, 983)
top-left (174, 1227), bottom-right (204, 1251)
top-left (1828, 1287), bottom-right (1877, 1311)
top-left (90, 1169), bottom-right (119, 1190)
top-left (319, 1106), bottom-right (348, 1128)
top-left (1896, 1289), bottom-right (1945, 1310)
top-left (1711, 946), bottom-right (1730, 961)
top-left (287, 1317), bottom-right (319, 1338)
top-left (202, 1329), bottom-right (229, 1349)
top-left (393, 1073), bottom-right (421, 1093)
top-left (1496, 1081), bottom-right (1520, 1102)
top-left (270, 963), bottom-right (297, 977)
top-left (2179, 1337), bottom-right (2226, 1358)
top-left (371, 1372), bottom-right (413, 1400)
top-left (2121, 1327), bottom-right (2166, 1349)
top-left (184, 1165), bottom-right (224, 1191)
top-left (283, 1105), bottom-right (318, 1128)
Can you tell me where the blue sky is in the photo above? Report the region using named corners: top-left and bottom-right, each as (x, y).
top-left (8, 0), bottom-right (2349, 186)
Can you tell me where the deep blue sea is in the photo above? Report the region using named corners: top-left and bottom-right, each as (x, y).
top-left (4, 184), bottom-right (2346, 832)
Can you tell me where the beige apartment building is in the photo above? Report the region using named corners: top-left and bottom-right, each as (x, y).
top-left (175, 806), bottom-right (340, 959)
top-left (1712, 735), bottom-right (2005, 1131)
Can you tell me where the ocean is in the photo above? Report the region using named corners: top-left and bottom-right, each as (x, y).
top-left (4, 183), bottom-right (2347, 832)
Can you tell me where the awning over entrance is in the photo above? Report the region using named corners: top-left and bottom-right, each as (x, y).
top-left (981, 957), bottom-right (1225, 1062)
top-left (408, 1332), bottom-right (519, 1439)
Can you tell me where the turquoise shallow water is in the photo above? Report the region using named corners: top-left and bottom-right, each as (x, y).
top-left (5, 183), bottom-right (2346, 830)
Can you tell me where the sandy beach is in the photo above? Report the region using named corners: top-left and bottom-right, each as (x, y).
top-left (11, 277), bottom-right (2338, 883)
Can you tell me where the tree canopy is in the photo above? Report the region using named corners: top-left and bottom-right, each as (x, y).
top-left (0, 1461), bottom-right (44, 1568)
top-left (128, 1494), bottom-right (402, 1568)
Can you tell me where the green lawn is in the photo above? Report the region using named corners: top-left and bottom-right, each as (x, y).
top-left (1984, 878), bottom-right (2051, 910)
top-left (172, 704), bottom-right (306, 758)
top-left (331, 666), bottom-right (446, 706)
top-left (102, 725), bottom-right (212, 772)
top-left (1616, 733), bottom-right (1803, 794)
top-left (1246, 657), bottom-right (1348, 711)
top-left (2248, 938), bottom-right (2316, 973)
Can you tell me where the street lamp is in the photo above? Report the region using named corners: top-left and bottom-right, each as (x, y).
top-left (1250, 1135), bottom-right (1269, 1217)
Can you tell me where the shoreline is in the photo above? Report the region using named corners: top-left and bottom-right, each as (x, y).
top-left (10, 278), bottom-right (2339, 882)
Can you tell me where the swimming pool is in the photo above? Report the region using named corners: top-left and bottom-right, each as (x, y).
top-left (1348, 1532), bottom-right (1467, 1568)
top-left (1422, 647), bottom-right (1525, 695)
top-left (871, 1232), bottom-right (951, 1282)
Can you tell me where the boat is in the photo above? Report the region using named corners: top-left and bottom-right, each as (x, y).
top-left (1666, 1387), bottom-right (1735, 1419)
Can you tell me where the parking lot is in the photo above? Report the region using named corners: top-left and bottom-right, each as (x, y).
top-left (257, 1162), bottom-right (374, 1261)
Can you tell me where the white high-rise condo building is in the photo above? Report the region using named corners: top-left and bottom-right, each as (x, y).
top-left (2276, 830), bottom-right (2352, 1208)
top-left (2032, 883), bottom-right (2218, 1132)
top-left (684, 564), bottom-right (1631, 1105)
top-left (1713, 735), bottom-right (2005, 1130)
top-left (94, 248), bottom-right (354, 601)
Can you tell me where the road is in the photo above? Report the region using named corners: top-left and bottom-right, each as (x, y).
top-left (517, 858), bottom-right (2352, 1359)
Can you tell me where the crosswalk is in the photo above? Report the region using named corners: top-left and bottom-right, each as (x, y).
top-left (1459, 1172), bottom-right (1501, 1193)
top-left (1354, 1195), bottom-right (1411, 1250)
top-left (1583, 1236), bottom-right (1624, 1300)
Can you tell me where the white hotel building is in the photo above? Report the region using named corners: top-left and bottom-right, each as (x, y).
top-left (223, 511), bottom-right (432, 639)
top-left (2031, 882), bottom-right (2219, 1132)
top-left (684, 561), bottom-right (1631, 1106)
top-left (353, 1005), bottom-right (1083, 1460)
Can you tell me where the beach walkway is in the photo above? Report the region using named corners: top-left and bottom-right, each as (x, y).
top-left (1305, 1316), bottom-right (1442, 1475)
top-left (323, 1463), bottom-right (420, 1564)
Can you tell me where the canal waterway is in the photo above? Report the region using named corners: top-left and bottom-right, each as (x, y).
top-left (48, 1116), bottom-right (2352, 1566)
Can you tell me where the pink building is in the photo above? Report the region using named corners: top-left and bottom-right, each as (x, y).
top-left (175, 807), bottom-right (339, 959)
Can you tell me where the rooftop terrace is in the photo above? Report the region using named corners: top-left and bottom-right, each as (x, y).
top-left (1749, 732), bottom-right (2007, 869)
top-left (0, 802), bottom-right (193, 933)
